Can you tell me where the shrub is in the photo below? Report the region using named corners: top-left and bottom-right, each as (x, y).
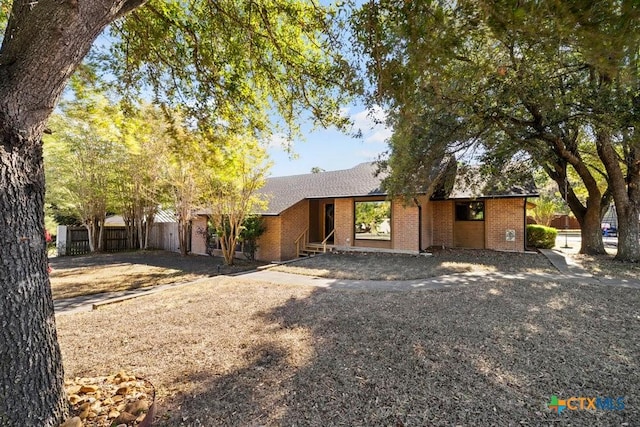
top-left (239, 215), bottom-right (266, 261)
top-left (526, 224), bottom-right (557, 249)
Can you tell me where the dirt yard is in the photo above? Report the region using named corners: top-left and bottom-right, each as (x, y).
top-left (57, 275), bottom-right (640, 425)
top-left (49, 251), bottom-right (261, 300)
top-left (272, 248), bottom-right (557, 280)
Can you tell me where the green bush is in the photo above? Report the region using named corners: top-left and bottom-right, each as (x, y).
top-left (526, 224), bottom-right (557, 249)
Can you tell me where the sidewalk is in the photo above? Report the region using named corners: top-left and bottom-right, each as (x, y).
top-left (54, 251), bottom-right (640, 315)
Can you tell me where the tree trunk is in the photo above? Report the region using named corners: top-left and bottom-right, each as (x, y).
top-left (550, 165), bottom-right (606, 255)
top-left (577, 202), bottom-right (606, 254)
top-left (595, 128), bottom-right (640, 261)
top-left (178, 219), bottom-right (190, 256)
top-left (0, 129), bottom-right (68, 425)
top-left (0, 1), bottom-right (146, 423)
top-left (616, 204), bottom-right (640, 262)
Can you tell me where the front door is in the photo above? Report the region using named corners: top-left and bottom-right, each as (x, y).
top-left (324, 203), bottom-right (335, 243)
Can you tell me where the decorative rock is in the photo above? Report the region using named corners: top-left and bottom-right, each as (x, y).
top-left (67, 385), bottom-right (82, 395)
top-left (80, 385), bottom-right (99, 393)
top-left (115, 386), bottom-right (130, 396)
top-left (114, 411), bottom-right (137, 425)
top-left (64, 371), bottom-right (154, 426)
top-left (68, 394), bottom-right (82, 405)
top-left (78, 407), bottom-right (90, 420)
top-left (125, 399), bottom-right (149, 416)
top-left (60, 416), bottom-right (83, 427)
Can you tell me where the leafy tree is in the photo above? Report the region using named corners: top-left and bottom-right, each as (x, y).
top-left (113, 103), bottom-right (173, 249)
top-left (355, 201), bottom-right (391, 234)
top-left (44, 91), bottom-right (125, 252)
top-left (529, 196), bottom-right (562, 227)
top-left (240, 215), bottom-right (267, 261)
top-left (353, 0), bottom-right (640, 260)
top-left (202, 135), bottom-right (270, 265)
top-left (0, 0), bottom-right (354, 423)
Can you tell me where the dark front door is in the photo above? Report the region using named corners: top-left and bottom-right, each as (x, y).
top-left (324, 203), bottom-right (335, 243)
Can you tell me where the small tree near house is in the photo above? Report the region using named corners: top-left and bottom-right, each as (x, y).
top-left (240, 215), bottom-right (267, 261)
top-left (202, 136), bottom-right (270, 266)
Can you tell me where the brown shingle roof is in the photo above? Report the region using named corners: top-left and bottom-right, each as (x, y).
top-left (258, 162), bottom-right (538, 215)
top-left (258, 163), bottom-right (386, 215)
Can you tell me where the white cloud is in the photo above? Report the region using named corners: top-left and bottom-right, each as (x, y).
top-left (262, 133), bottom-right (289, 150)
top-left (350, 106), bottom-right (393, 144)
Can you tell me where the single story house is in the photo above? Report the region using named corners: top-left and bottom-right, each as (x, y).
top-left (191, 162), bottom-right (538, 261)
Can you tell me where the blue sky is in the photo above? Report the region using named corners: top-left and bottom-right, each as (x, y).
top-left (265, 105), bottom-right (392, 177)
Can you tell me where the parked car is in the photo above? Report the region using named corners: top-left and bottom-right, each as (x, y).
top-left (601, 223), bottom-right (618, 237)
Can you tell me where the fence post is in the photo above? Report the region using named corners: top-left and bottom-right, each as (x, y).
top-left (56, 225), bottom-right (68, 256)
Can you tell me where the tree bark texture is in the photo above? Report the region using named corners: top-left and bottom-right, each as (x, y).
top-left (596, 129), bottom-right (640, 262)
top-left (0, 0), bottom-right (146, 424)
top-left (549, 162), bottom-right (606, 255)
top-left (0, 129), bottom-right (68, 426)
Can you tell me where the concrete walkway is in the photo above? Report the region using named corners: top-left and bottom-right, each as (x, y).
top-left (54, 250), bottom-right (640, 315)
top-left (232, 268), bottom-right (640, 291)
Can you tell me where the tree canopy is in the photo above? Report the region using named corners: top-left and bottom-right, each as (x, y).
top-left (0, 0), bottom-right (357, 424)
top-left (353, 0), bottom-right (640, 259)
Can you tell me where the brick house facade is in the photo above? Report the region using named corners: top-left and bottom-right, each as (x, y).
top-left (190, 162), bottom-right (537, 261)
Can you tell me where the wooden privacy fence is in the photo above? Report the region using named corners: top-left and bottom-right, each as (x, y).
top-left (66, 227), bottom-right (90, 255)
top-left (58, 226), bottom-right (133, 256)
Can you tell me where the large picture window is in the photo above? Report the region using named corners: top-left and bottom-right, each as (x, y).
top-left (355, 200), bottom-right (391, 240)
top-left (455, 201), bottom-right (485, 221)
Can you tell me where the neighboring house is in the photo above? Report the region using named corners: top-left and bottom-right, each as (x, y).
top-left (191, 162), bottom-right (539, 262)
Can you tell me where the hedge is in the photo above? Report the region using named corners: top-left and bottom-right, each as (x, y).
top-left (526, 224), bottom-right (557, 249)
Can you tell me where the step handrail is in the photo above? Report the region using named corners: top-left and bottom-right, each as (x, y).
top-left (321, 228), bottom-right (335, 253)
top-left (295, 227), bottom-right (309, 258)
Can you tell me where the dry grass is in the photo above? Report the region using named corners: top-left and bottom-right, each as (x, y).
top-left (572, 254), bottom-right (640, 280)
top-left (49, 251), bottom-right (261, 300)
top-left (57, 276), bottom-right (640, 426)
top-left (272, 248), bottom-right (557, 280)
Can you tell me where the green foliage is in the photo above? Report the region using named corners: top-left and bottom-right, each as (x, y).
top-left (200, 134), bottom-right (271, 265)
top-left (105, 0), bottom-right (358, 142)
top-left (529, 196), bottom-right (564, 227)
top-left (355, 201), bottom-right (391, 236)
top-left (239, 215), bottom-right (267, 261)
top-left (526, 225), bottom-right (558, 249)
top-left (353, 0), bottom-right (640, 257)
top-left (0, 1), bottom-right (9, 37)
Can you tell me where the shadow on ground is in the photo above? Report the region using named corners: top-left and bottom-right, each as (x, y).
top-left (158, 281), bottom-right (639, 426)
top-left (50, 250), bottom-right (259, 276)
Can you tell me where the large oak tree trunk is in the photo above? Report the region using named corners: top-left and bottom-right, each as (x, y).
top-left (617, 204), bottom-right (640, 262)
top-left (0, 1), bottom-right (145, 424)
top-left (596, 129), bottom-right (640, 262)
top-left (0, 128), bottom-right (68, 426)
top-left (549, 162), bottom-right (606, 255)
top-left (578, 201), bottom-right (607, 255)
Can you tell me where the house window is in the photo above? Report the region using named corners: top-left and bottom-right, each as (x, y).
top-left (455, 201), bottom-right (485, 221)
top-left (355, 200), bottom-right (391, 240)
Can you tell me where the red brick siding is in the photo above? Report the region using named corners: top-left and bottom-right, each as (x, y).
top-left (256, 216), bottom-right (281, 261)
top-left (392, 198), bottom-right (419, 251)
top-left (334, 198), bottom-right (354, 247)
top-left (279, 200), bottom-right (310, 260)
top-left (485, 198), bottom-right (526, 251)
top-left (418, 196), bottom-right (434, 249)
top-left (432, 201), bottom-right (454, 247)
